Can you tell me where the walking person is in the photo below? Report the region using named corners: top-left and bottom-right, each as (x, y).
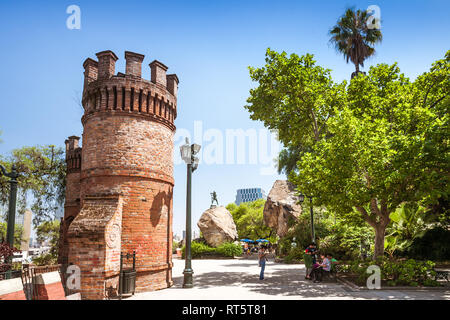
top-left (258, 246), bottom-right (268, 280)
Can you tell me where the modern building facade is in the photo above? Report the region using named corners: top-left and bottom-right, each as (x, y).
top-left (235, 188), bottom-right (266, 205)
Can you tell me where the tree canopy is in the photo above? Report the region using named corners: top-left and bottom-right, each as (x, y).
top-left (36, 220), bottom-right (60, 257)
top-left (0, 145), bottom-right (65, 227)
top-left (246, 49), bottom-right (449, 258)
top-left (226, 199), bottom-right (274, 241)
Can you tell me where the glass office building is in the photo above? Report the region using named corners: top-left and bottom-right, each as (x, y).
top-left (235, 188), bottom-right (266, 205)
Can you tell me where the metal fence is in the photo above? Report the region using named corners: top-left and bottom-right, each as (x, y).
top-left (0, 269), bottom-right (22, 281)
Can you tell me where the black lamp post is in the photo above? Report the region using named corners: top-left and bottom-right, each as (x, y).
top-left (180, 138), bottom-right (200, 288)
top-left (299, 193), bottom-right (315, 244)
top-left (0, 164), bottom-right (19, 279)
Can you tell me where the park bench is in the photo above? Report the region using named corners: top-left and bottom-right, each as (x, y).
top-left (303, 253), bottom-right (339, 282)
top-left (323, 262), bottom-right (339, 282)
top-left (434, 269), bottom-right (449, 282)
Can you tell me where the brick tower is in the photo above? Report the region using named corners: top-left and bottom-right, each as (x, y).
top-left (58, 50), bottom-right (178, 299)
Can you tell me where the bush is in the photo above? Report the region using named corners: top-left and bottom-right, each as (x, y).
top-left (403, 227), bottom-right (450, 261)
top-left (283, 247), bottom-right (304, 264)
top-left (32, 253), bottom-right (58, 266)
top-left (216, 242), bottom-right (242, 257)
top-left (181, 242), bottom-right (242, 259)
top-left (340, 258), bottom-right (440, 287)
top-left (172, 241), bottom-right (179, 254)
top-left (0, 242), bottom-right (20, 273)
top-left (181, 242), bottom-right (215, 259)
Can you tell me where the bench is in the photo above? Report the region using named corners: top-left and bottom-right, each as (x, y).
top-left (324, 263), bottom-right (339, 282)
top-left (434, 269), bottom-right (449, 282)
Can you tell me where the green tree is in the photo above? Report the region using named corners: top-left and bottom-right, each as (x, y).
top-left (246, 49), bottom-right (347, 152)
top-left (329, 7), bottom-right (383, 78)
top-left (319, 210), bottom-right (375, 260)
top-left (226, 199), bottom-right (274, 241)
top-left (292, 54), bottom-right (449, 259)
top-left (246, 49), bottom-right (347, 176)
top-left (0, 222), bottom-right (23, 248)
top-left (0, 145), bottom-right (65, 227)
top-left (36, 220), bottom-right (60, 257)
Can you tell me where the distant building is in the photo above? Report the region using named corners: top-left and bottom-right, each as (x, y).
top-left (235, 188), bottom-right (266, 205)
top-left (15, 212), bottom-right (24, 226)
top-left (21, 210), bottom-right (32, 252)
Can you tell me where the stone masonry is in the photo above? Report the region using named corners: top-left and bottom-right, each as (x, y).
top-left (58, 50), bottom-right (179, 299)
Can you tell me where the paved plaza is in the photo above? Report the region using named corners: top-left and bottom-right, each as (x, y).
top-left (129, 257), bottom-right (450, 300)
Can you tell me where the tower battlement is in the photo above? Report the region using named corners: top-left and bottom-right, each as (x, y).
top-left (81, 50), bottom-right (178, 131)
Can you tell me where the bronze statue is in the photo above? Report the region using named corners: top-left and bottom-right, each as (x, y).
top-left (210, 191), bottom-right (219, 207)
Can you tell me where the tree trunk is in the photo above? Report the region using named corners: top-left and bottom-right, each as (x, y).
top-left (373, 224), bottom-right (386, 260)
top-left (356, 201), bottom-right (390, 260)
top-left (351, 64), bottom-right (360, 79)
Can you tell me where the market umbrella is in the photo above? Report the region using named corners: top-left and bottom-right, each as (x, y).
top-left (240, 239), bottom-right (256, 243)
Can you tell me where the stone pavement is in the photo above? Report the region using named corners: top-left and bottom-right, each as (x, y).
top-left (128, 257), bottom-right (450, 300)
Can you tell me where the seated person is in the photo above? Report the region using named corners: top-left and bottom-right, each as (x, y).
top-left (329, 254), bottom-right (339, 266)
top-left (311, 253), bottom-right (331, 283)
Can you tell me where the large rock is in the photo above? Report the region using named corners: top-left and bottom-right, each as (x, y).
top-left (263, 180), bottom-right (302, 237)
top-left (197, 206), bottom-right (238, 247)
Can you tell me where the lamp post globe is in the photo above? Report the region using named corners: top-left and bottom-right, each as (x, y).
top-left (180, 138), bottom-right (192, 163)
top-left (298, 193), bottom-right (305, 204)
top-left (191, 143), bottom-right (201, 155)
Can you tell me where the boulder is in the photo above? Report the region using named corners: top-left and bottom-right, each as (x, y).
top-left (197, 206), bottom-right (238, 247)
top-left (263, 180), bottom-right (302, 237)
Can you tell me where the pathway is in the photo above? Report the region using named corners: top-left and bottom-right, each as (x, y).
top-left (129, 257), bottom-right (450, 300)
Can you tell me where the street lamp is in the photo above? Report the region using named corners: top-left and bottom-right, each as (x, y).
top-left (180, 138), bottom-right (201, 288)
top-left (298, 193), bottom-right (315, 244)
top-left (0, 164), bottom-right (19, 279)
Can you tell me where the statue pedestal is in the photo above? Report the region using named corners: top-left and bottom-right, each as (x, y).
top-left (210, 205), bottom-right (217, 209)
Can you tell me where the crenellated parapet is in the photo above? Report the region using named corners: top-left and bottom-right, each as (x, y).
top-left (81, 50), bottom-right (178, 132)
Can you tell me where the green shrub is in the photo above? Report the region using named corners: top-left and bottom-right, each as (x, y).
top-left (340, 258), bottom-right (440, 287)
top-left (181, 242), bottom-right (242, 259)
top-left (283, 247), bottom-right (304, 263)
top-left (181, 242), bottom-right (216, 259)
top-left (172, 241), bottom-right (179, 254)
top-left (216, 242), bottom-right (242, 257)
top-left (403, 227), bottom-right (450, 261)
top-left (32, 253), bottom-right (58, 266)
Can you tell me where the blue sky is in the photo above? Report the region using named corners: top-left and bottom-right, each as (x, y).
top-left (0, 0), bottom-right (449, 237)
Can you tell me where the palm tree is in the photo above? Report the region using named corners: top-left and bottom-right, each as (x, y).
top-left (329, 8), bottom-right (383, 78)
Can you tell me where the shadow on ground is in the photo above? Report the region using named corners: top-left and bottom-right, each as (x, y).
top-left (172, 265), bottom-right (353, 298)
